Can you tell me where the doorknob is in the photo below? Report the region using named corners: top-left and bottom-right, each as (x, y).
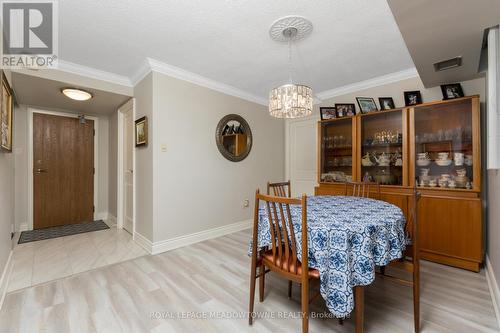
top-left (35, 168), bottom-right (47, 173)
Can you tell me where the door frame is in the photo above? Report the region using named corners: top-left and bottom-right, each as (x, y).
top-left (116, 98), bottom-right (136, 237)
top-left (27, 108), bottom-right (99, 231)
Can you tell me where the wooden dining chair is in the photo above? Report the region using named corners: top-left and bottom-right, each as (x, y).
top-left (267, 180), bottom-right (291, 197)
top-left (344, 181), bottom-right (381, 199)
top-left (267, 180), bottom-right (294, 298)
top-left (249, 190), bottom-right (320, 333)
top-left (378, 187), bottom-right (421, 333)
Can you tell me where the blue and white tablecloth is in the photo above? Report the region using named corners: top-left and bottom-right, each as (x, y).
top-left (251, 195), bottom-right (407, 318)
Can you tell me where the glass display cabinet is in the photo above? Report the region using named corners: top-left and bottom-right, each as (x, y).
top-left (412, 98), bottom-right (477, 190)
top-left (316, 96), bottom-right (483, 272)
top-left (359, 110), bottom-right (405, 186)
top-left (319, 118), bottom-right (355, 183)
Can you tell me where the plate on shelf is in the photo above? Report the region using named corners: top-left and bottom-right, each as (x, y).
top-left (435, 159), bottom-right (452, 166)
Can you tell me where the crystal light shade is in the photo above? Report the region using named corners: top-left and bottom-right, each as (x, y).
top-left (269, 84), bottom-right (313, 118)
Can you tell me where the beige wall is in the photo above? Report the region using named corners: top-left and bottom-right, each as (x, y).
top-left (133, 73), bottom-right (154, 240)
top-left (13, 105), bottom-right (113, 231)
top-left (150, 71), bottom-right (284, 242)
top-left (0, 70), bottom-right (15, 287)
top-left (488, 170), bottom-right (500, 280)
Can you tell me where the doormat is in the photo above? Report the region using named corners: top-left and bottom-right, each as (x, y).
top-left (18, 220), bottom-right (110, 244)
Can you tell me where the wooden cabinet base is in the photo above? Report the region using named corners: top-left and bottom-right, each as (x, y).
top-left (315, 184), bottom-right (484, 272)
top-left (421, 251), bottom-right (481, 272)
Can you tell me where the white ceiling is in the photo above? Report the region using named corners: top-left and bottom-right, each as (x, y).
top-left (57, 0), bottom-right (415, 101)
top-left (12, 73), bottom-right (131, 115)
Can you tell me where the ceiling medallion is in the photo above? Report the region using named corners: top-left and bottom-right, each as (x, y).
top-left (268, 16), bottom-right (313, 119)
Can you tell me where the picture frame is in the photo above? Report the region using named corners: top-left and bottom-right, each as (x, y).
top-left (355, 97), bottom-right (378, 114)
top-left (378, 97), bottom-right (395, 110)
top-left (1, 71), bottom-right (13, 152)
top-left (135, 116), bottom-right (148, 147)
top-left (404, 91), bottom-right (422, 106)
top-left (320, 107), bottom-right (337, 120)
top-left (440, 83), bottom-right (464, 100)
top-left (335, 103), bottom-right (356, 118)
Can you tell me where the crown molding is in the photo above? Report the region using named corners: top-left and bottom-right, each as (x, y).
top-left (316, 67), bottom-right (419, 101)
top-left (132, 58), bottom-right (268, 106)
top-left (57, 60), bottom-right (133, 87)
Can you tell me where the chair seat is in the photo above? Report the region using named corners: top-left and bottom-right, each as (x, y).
top-left (262, 249), bottom-right (320, 279)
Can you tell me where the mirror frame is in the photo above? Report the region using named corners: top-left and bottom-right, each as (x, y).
top-left (215, 114), bottom-right (253, 162)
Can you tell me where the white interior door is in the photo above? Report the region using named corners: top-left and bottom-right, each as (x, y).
top-left (122, 107), bottom-right (134, 233)
top-left (286, 118), bottom-right (318, 196)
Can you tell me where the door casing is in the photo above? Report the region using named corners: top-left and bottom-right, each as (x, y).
top-left (27, 108), bottom-right (99, 231)
top-left (117, 99), bottom-right (136, 237)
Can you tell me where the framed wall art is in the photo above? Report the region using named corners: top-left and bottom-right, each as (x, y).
top-left (1, 71), bottom-right (13, 152)
top-left (135, 116), bottom-right (148, 147)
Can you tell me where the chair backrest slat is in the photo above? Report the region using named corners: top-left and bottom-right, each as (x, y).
top-left (265, 201), bottom-right (277, 259)
top-left (344, 181), bottom-right (381, 199)
top-left (267, 180), bottom-right (291, 198)
top-left (286, 204), bottom-right (298, 273)
top-left (254, 191), bottom-right (306, 276)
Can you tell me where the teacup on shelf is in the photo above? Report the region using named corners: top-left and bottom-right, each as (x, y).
top-left (420, 168), bottom-right (430, 176)
top-left (437, 152), bottom-right (449, 160)
top-left (465, 155), bottom-right (473, 166)
top-left (456, 168), bottom-right (467, 177)
top-left (454, 152), bottom-right (464, 166)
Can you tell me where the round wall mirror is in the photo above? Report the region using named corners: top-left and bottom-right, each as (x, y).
top-left (215, 114), bottom-right (252, 162)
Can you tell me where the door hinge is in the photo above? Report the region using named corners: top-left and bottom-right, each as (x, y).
top-left (93, 206), bottom-right (95, 213)
top-left (93, 167), bottom-right (95, 175)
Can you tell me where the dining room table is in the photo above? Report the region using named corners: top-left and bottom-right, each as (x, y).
top-left (252, 195), bottom-right (407, 333)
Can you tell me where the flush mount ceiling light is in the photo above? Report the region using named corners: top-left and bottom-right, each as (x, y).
top-left (61, 88), bottom-right (93, 101)
top-left (268, 16), bottom-right (313, 119)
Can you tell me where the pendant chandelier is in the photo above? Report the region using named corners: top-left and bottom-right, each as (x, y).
top-left (268, 16), bottom-right (313, 119)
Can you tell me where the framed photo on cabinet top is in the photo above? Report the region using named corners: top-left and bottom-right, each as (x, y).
top-left (440, 83), bottom-right (464, 100)
top-left (378, 97), bottom-right (395, 110)
top-left (355, 97), bottom-right (378, 114)
top-left (404, 91), bottom-right (422, 106)
top-left (335, 103), bottom-right (356, 118)
top-left (320, 107), bottom-right (337, 120)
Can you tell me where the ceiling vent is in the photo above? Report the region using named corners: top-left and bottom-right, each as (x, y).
top-left (434, 56), bottom-right (462, 72)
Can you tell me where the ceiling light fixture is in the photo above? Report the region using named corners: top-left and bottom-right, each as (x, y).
top-left (268, 16), bottom-right (313, 119)
top-left (61, 88), bottom-right (93, 101)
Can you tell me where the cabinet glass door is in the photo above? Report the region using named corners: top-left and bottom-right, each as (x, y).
top-left (320, 119), bottom-right (354, 183)
top-left (414, 99), bottom-right (473, 189)
top-left (360, 111), bottom-right (404, 185)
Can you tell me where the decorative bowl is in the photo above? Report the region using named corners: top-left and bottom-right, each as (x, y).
top-left (435, 159), bottom-right (452, 166)
top-left (416, 159), bottom-right (431, 167)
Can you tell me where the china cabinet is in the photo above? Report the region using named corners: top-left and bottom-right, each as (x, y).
top-left (316, 96), bottom-right (483, 272)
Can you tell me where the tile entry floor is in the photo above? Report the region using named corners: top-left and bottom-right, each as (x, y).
top-left (6, 220), bottom-right (147, 292)
top-left (0, 229), bottom-right (498, 333)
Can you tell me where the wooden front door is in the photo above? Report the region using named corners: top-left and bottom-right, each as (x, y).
top-left (33, 113), bottom-right (94, 229)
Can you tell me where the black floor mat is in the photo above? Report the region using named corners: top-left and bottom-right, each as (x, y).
top-left (18, 220), bottom-right (110, 244)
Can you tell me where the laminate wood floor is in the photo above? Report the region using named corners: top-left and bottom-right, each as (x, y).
top-left (0, 229), bottom-right (498, 333)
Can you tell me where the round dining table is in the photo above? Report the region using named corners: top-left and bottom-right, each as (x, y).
top-left (253, 195), bottom-right (407, 327)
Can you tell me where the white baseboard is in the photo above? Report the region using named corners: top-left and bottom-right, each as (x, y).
top-left (0, 251), bottom-right (13, 311)
top-left (106, 214), bottom-right (117, 226)
top-left (18, 223), bottom-right (28, 232)
top-left (151, 219), bottom-right (252, 255)
top-left (486, 256), bottom-right (500, 329)
top-left (133, 231), bottom-right (153, 254)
